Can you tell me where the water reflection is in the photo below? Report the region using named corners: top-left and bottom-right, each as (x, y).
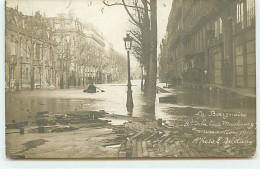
top-left (175, 86), bottom-right (255, 110)
top-left (5, 80), bottom-right (256, 124)
top-left (5, 80), bottom-right (147, 124)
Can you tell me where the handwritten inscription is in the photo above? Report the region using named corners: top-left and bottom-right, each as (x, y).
top-left (195, 110), bottom-right (247, 119)
top-left (183, 110), bottom-right (256, 156)
top-left (192, 137), bottom-right (253, 145)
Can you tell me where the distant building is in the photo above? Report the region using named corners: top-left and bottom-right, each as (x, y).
top-left (160, 0), bottom-right (255, 89)
top-left (44, 12), bottom-right (107, 87)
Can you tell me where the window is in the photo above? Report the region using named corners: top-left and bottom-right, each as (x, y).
top-left (235, 45), bottom-right (244, 87)
top-left (35, 44), bottom-right (42, 60)
top-left (20, 38), bottom-right (23, 57)
top-left (55, 36), bottom-right (60, 43)
top-left (33, 43), bottom-right (36, 60)
top-left (26, 40), bottom-right (30, 58)
top-left (215, 21), bottom-right (219, 37)
top-left (55, 23), bottom-right (60, 29)
top-left (25, 68), bottom-right (29, 80)
top-left (11, 40), bottom-right (16, 55)
top-left (247, 0), bottom-right (255, 26)
top-left (214, 18), bottom-right (223, 38)
top-left (61, 21), bottom-right (65, 28)
top-left (246, 40), bottom-right (256, 87)
top-left (39, 44), bottom-right (43, 60)
top-left (237, 2), bottom-right (244, 29)
top-left (219, 18), bottom-right (222, 34)
top-left (65, 35), bottom-right (70, 42)
top-left (66, 23), bottom-right (70, 29)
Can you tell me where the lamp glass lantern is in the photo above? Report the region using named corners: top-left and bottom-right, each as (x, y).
top-left (123, 33), bottom-right (133, 50)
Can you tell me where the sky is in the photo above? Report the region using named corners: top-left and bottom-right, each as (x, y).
top-left (6, 0), bottom-right (173, 66)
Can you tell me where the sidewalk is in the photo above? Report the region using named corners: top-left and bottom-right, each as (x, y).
top-left (182, 83), bottom-right (256, 98)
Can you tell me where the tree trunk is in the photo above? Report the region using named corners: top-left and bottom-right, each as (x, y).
top-left (60, 73), bottom-right (64, 89)
top-left (142, 0), bottom-right (151, 95)
top-left (30, 66), bottom-right (34, 90)
top-left (146, 0), bottom-right (157, 113)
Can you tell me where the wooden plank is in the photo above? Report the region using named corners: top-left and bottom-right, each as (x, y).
top-left (179, 141), bottom-right (201, 157)
top-left (136, 140), bottom-right (143, 157)
top-left (144, 132), bottom-right (158, 141)
top-left (119, 141), bottom-right (126, 152)
top-left (175, 141), bottom-right (190, 157)
top-left (118, 151), bottom-right (126, 158)
top-left (170, 143), bottom-right (179, 157)
top-left (149, 151), bottom-right (155, 158)
top-left (130, 131), bottom-right (143, 140)
top-left (131, 139), bottom-right (137, 157)
top-left (142, 141), bottom-right (149, 157)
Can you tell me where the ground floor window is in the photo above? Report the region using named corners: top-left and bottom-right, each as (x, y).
top-left (235, 45), bottom-right (244, 87)
top-left (246, 40), bottom-right (256, 88)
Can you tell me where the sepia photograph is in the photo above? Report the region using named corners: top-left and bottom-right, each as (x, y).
top-left (5, 0), bottom-right (256, 159)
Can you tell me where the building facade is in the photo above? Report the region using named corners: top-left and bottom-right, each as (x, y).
top-left (159, 0), bottom-right (255, 89)
top-left (5, 7), bottom-right (125, 91)
top-left (5, 7), bottom-right (56, 90)
top-left (45, 12), bottom-right (119, 86)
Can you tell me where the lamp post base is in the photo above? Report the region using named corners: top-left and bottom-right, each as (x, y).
top-left (126, 83), bottom-right (134, 115)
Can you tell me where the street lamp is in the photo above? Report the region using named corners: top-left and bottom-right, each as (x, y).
top-left (123, 33), bottom-right (134, 115)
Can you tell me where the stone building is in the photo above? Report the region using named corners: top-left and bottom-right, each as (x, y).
top-left (84, 22), bottom-right (106, 84)
top-left (159, 0), bottom-right (255, 89)
top-left (44, 12), bottom-right (107, 87)
top-left (6, 6), bottom-right (126, 90)
top-left (5, 7), bottom-right (56, 90)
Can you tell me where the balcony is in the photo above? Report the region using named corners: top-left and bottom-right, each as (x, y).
top-left (167, 29), bottom-right (183, 49)
top-left (183, 1), bottom-right (218, 34)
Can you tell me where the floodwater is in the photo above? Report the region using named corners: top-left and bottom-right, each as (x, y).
top-left (5, 80), bottom-right (256, 124)
top-left (5, 80), bottom-right (256, 158)
top-left (5, 80), bottom-right (146, 124)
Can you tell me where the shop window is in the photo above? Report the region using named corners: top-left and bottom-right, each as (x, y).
top-left (246, 40), bottom-right (256, 87)
top-left (235, 45), bottom-right (244, 87)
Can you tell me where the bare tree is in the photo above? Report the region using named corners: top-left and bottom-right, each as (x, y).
top-left (103, 0), bottom-right (158, 113)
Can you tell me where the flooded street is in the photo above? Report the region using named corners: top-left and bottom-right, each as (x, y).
top-left (5, 80), bottom-right (256, 158)
top-left (6, 79), bottom-right (255, 123)
top-left (6, 80), bottom-right (145, 124)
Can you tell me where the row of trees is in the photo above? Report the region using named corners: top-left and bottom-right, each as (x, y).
top-left (103, 0), bottom-right (158, 112)
top-left (57, 36), bottom-right (126, 89)
top-left (5, 6), bottom-right (126, 91)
